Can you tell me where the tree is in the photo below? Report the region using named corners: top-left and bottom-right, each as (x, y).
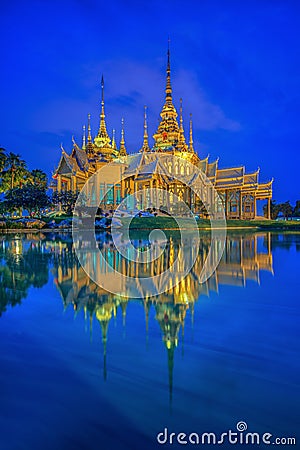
top-left (263, 200), bottom-right (281, 220)
top-left (52, 190), bottom-right (79, 215)
top-left (0, 147), bottom-right (6, 172)
top-left (1, 152), bottom-right (29, 191)
top-left (293, 200), bottom-right (300, 217)
top-left (5, 185), bottom-right (50, 216)
top-left (279, 201), bottom-right (293, 220)
top-left (30, 169), bottom-right (48, 189)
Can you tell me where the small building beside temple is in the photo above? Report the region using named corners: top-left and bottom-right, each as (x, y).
top-left (52, 49), bottom-right (273, 219)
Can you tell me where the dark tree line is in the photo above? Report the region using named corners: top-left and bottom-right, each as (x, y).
top-left (0, 147), bottom-right (83, 217)
top-left (263, 200), bottom-right (300, 220)
top-left (0, 148), bottom-right (51, 216)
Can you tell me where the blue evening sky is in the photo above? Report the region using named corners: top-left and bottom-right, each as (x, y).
top-left (0, 0), bottom-right (299, 202)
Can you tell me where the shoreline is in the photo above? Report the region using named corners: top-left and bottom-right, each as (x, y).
top-left (1, 223), bottom-right (300, 234)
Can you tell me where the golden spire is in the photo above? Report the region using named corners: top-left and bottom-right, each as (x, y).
top-left (153, 41), bottom-right (179, 151)
top-left (119, 118), bottom-right (127, 156)
top-left (86, 113), bottom-right (94, 156)
top-left (165, 37), bottom-right (172, 104)
top-left (189, 113), bottom-right (195, 152)
top-left (87, 113), bottom-right (92, 142)
top-left (100, 75), bottom-right (107, 133)
top-left (112, 128), bottom-right (117, 151)
top-left (176, 98), bottom-right (188, 152)
top-left (179, 98), bottom-right (183, 128)
top-left (94, 75), bottom-right (111, 148)
top-left (140, 105), bottom-right (150, 152)
top-left (82, 125), bottom-right (86, 150)
top-left (178, 98), bottom-right (186, 147)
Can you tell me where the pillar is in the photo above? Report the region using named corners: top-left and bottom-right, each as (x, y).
top-left (225, 191), bottom-right (228, 218)
top-left (267, 198), bottom-right (271, 220)
top-left (57, 175), bottom-right (62, 211)
top-left (57, 175), bottom-right (62, 192)
top-left (239, 192), bottom-right (243, 219)
top-left (71, 175), bottom-right (77, 193)
top-left (149, 179), bottom-right (153, 207)
top-left (254, 195), bottom-right (257, 219)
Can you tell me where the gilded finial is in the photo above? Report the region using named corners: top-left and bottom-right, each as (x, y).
top-left (112, 128), bottom-right (117, 150)
top-left (121, 118), bottom-right (124, 142)
top-left (94, 75), bottom-right (111, 147)
top-left (82, 125), bottom-right (86, 149)
top-left (165, 38), bottom-right (172, 103)
top-left (189, 113), bottom-right (194, 152)
top-left (119, 118), bottom-right (127, 156)
top-left (87, 113), bottom-right (92, 142)
top-left (179, 98), bottom-right (183, 129)
top-left (101, 74), bottom-right (104, 105)
top-left (178, 98), bottom-right (186, 148)
top-left (140, 105), bottom-right (150, 152)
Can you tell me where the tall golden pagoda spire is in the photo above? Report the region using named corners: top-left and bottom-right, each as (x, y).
top-left (189, 113), bottom-right (195, 152)
top-left (86, 113), bottom-right (94, 156)
top-left (140, 106), bottom-right (150, 152)
top-left (82, 125), bottom-right (86, 150)
top-left (178, 98), bottom-right (187, 150)
top-left (87, 113), bottom-right (92, 142)
top-left (153, 41), bottom-right (180, 151)
top-left (112, 128), bottom-right (117, 151)
top-left (165, 38), bottom-right (172, 104)
top-left (119, 118), bottom-right (127, 156)
top-left (94, 75), bottom-right (111, 148)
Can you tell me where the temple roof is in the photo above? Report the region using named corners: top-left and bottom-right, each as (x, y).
top-left (206, 160), bottom-right (218, 178)
top-left (216, 166), bottom-right (244, 180)
top-left (55, 151), bottom-right (79, 175)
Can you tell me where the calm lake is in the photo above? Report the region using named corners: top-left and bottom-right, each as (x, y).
top-left (0, 231), bottom-right (299, 449)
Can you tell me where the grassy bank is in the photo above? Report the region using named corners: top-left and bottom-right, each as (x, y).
top-left (124, 217), bottom-right (300, 231)
top-left (1, 216), bottom-right (300, 233)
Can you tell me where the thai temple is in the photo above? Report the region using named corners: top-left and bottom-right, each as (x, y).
top-left (52, 48), bottom-right (273, 219)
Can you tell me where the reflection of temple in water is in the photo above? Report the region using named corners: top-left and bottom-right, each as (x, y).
top-left (48, 232), bottom-right (273, 401)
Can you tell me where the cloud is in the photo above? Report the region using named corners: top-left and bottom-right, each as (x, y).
top-left (174, 69), bottom-right (241, 132)
top-left (31, 59), bottom-right (240, 152)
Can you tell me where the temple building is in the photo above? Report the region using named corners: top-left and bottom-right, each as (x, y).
top-left (52, 49), bottom-right (273, 219)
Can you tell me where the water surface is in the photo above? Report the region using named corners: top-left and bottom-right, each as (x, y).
top-left (0, 231), bottom-right (299, 449)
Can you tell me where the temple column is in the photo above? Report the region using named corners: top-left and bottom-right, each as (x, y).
top-left (149, 179), bottom-right (153, 207)
top-left (143, 183), bottom-right (146, 209)
top-left (71, 175), bottom-right (77, 193)
top-left (56, 176), bottom-right (62, 212)
top-left (239, 192), bottom-right (243, 219)
top-left (225, 191), bottom-right (228, 219)
top-left (57, 175), bottom-right (62, 193)
top-left (254, 195), bottom-right (257, 219)
top-left (267, 197), bottom-right (271, 220)
top-left (121, 179), bottom-right (125, 201)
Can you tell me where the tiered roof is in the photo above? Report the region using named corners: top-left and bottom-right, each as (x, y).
top-left (53, 47), bottom-right (273, 200)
